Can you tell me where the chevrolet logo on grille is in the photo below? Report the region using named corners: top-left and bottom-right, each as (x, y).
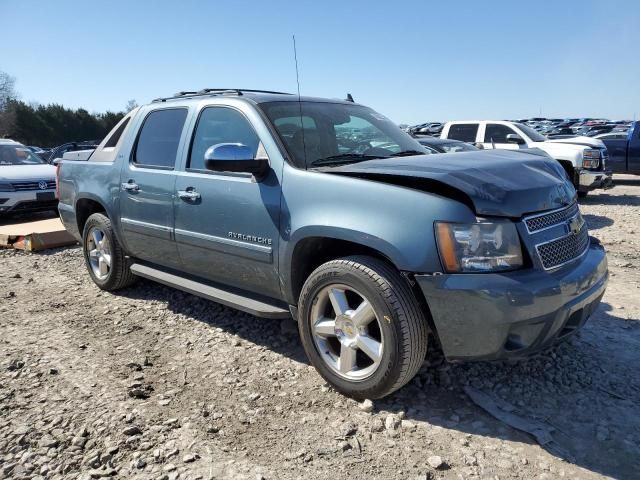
top-left (568, 214), bottom-right (584, 235)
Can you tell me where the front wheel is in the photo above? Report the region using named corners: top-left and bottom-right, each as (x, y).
top-left (298, 256), bottom-right (429, 399)
top-left (82, 213), bottom-right (136, 291)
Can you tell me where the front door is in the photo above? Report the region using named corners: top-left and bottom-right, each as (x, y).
top-left (174, 105), bottom-right (282, 299)
top-left (482, 123), bottom-right (522, 150)
top-left (119, 107), bottom-right (189, 269)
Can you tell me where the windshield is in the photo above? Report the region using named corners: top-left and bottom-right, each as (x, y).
top-left (0, 144), bottom-right (46, 165)
top-left (259, 101), bottom-right (426, 167)
top-left (514, 123), bottom-right (547, 142)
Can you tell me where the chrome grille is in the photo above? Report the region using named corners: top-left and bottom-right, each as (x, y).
top-left (11, 180), bottom-right (56, 191)
top-left (536, 225), bottom-right (590, 270)
top-left (525, 203), bottom-right (579, 233)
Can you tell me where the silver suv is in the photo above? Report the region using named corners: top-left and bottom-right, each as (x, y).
top-left (0, 139), bottom-right (57, 216)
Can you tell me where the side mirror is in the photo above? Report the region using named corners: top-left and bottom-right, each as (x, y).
top-left (204, 143), bottom-right (269, 179)
top-left (506, 133), bottom-right (525, 145)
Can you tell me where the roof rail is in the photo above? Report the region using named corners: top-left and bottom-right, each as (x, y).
top-left (152, 88), bottom-right (293, 103)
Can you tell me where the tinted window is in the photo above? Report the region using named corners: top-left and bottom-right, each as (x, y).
top-left (134, 109), bottom-right (187, 168)
top-left (104, 117), bottom-right (130, 148)
top-left (447, 124), bottom-right (478, 143)
top-left (484, 123), bottom-right (517, 143)
top-left (188, 107), bottom-right (260, 170)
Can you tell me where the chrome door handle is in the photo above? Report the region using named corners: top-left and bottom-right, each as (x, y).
top-left (121, 182), bottom-right (139, 192)
top-left (177, 189), bottom-right (201, 201)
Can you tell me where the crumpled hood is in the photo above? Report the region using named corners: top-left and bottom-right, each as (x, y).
top-left (321, 149), bottom-right (576, 218)
top-left (0, 164), bottom-right (56, 181)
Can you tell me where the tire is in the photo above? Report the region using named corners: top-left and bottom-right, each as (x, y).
top-left (577, 191), bottom-right (588, 199)
top-left (298, 255), bottom-right (429, 399)
top-left (82, 213), bottom-right (136, 291)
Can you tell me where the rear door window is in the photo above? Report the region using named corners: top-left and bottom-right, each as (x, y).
top-left (484, 123), bottom-right (517, 143)
top-left (447, 124), bottom-right (478, 142)
top-left (134, 108), bottom-right (188, 168)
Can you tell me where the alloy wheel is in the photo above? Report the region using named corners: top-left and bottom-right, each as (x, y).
top-left (86, 227), bottom-right (112, 280)
top-left (309, 284), bottom-right (384, 381)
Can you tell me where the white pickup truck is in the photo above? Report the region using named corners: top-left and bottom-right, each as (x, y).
top-left (440, 120), bottom-right (613, 197)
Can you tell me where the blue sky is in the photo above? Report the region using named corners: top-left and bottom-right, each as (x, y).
top-left (2, 0), bottom-right (639, 124)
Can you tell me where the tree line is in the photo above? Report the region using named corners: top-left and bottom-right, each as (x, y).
top-left (0, 70), bottom-right (134, 148)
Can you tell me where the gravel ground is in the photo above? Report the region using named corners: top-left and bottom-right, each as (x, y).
top-left (0, 176), bottom-right (639, 480)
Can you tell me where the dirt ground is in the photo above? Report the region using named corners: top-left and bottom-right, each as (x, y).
top-left (1, 176), bottom-right (639, 480)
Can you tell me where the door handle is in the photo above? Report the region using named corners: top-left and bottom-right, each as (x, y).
top-left (177, 188), bottom-right (201, 201)
top-left (121, 181), bottom-right (139, 192)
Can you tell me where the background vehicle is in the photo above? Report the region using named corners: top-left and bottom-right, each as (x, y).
top-left (58, 89), bottom-right (608, 399)
top-left (0, 139), bottom-right (57, 216)
top-left (440, 120), bottom-right (613, 197)
top-left (599, 121), bottom-right (640, 174)
top-left (413, 136), bottom-right (479, 153)
top-left (47, 141), bottom-right (100, 164)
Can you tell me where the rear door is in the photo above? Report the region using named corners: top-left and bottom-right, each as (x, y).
top-left (119, 107), bottom-right (189, 269)
top-left (445, 123), bottom-right (479, 145)
top-left (173, 104), bottom-right (282, 299)
top-left (482, 123), bottom-right (521, 150)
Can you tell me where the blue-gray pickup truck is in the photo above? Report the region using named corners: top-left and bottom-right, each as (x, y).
top-left (57, 89), bottom-right (608, 399)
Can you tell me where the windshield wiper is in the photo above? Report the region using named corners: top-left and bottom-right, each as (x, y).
top-left (310, 154), bottom-right (387, 167)
top-left (389, 149), bottom-right (427, 157)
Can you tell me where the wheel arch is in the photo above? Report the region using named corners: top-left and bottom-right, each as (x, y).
top-left (74, 195), bottom-right (123, 247)
top-left (284, 232), bottom-right (405, 306)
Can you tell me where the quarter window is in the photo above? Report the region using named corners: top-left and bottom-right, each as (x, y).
top-left (188, 107), bottom-right (260, 170)
top-left (134, 109), bottom-right (188, 168)
top-left (448, 124), bottom-right (479, 143)
top-left (484, 124), bottom-right (517, 143)
top-left (104, 117), bottom-right (130, 148)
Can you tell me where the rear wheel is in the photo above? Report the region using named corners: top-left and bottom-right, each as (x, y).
top-left (82, 213), bottom-right (136, 291)
top-left (298, 255), bottom-right (428, 399)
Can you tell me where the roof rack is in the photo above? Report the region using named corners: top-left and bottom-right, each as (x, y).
top-left (152, 88), bottom-right (293, 103)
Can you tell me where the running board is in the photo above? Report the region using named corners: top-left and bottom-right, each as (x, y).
top-left (130, 263), bottom-right (290, 319)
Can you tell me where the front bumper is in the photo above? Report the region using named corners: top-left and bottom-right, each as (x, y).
top-left (578, 168), bottom-right (613, 192)
top-left (0, 190), bottom-right (58, 215)
top-left (415, 238), bottom-right (608, 361)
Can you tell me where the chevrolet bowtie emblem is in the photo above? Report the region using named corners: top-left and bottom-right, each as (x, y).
top-left (568, 215), bottom-right (584, 235)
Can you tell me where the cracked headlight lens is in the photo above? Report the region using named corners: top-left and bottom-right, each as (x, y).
top-left (435, 221), bottom-right (523, 273)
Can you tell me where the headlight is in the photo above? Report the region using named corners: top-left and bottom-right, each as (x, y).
top-left (435, 221), bottom-right (523, 273)
top-left (0, 182), bottom-right (15, 192)
top-left (582, 149), bottom-right (600, 169)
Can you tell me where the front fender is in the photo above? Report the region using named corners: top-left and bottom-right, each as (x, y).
top-left (279, 166), bottom-right (476, 302)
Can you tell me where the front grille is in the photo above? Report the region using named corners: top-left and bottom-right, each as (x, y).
top-left (536, 224), bottom-right (590, 270)
top-left (525, 203), bottom-right (579, 233)
top-left (11, 180), bottom-right (56, 191)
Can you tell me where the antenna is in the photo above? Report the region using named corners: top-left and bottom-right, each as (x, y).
top-left (292, 35), bottom-right (307, 165)
top-left (293, 35), bottom-right (302, 100)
